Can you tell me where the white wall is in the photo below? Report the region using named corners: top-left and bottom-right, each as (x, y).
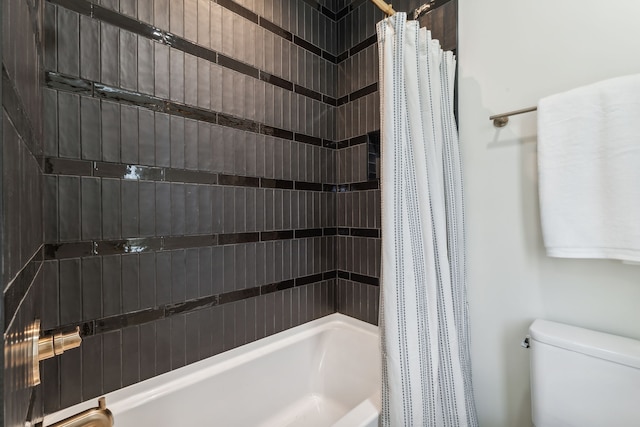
top-left (458, 1), bottom-right (640, 425)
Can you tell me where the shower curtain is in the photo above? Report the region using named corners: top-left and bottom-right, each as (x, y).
top-left (377, 13), bottom-right (478, 427)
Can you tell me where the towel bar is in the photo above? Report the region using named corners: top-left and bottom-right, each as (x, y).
top-left (490, 106), bottom-right (537, 127)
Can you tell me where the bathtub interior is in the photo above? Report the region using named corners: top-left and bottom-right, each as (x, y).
top-left (43, 314), bottom-right (381, 427)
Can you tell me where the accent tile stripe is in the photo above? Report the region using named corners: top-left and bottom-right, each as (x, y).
top-left (46, 0), bottom-right (338, 105)
top-left (46, 274), bottom-right (336, 337)
top-left (43, 228), bottom-right (379, 259)
top-left (43, 157), bottom-right (379, 192)
top-left (46, 71), bottom-right (327, 148)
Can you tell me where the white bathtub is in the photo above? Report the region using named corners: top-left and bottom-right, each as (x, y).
top-left (44, 314), bottom-right (381, 427)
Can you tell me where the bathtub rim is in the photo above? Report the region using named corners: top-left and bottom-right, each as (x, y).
top-left (43, 313), bottom-right (378, 426)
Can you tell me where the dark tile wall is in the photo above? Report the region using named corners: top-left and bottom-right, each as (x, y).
top-left (334, 0), bottom-right (457, 324)
top-left (2, 0), bottom-right (46, 424)
top-left (40, 0), bottom-right (341, 417)
top-left (0, 0), bottom-right (456, 422)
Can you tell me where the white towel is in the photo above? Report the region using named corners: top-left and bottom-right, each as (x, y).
top-left (537, 74), bottom-right (640, 262)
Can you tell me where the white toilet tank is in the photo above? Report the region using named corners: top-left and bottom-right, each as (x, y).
top-left (529, 319), bottom-right (640, 427)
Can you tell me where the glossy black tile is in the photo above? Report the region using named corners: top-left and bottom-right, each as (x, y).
top-left (295, 182), bottom-right (323, 191)
top-left (217, 54), bottom-right (260, 79)
top-left (260, 279), bottom-right (294, 295)
top-left (261, 231), bottom-right (294, 241)
top-left (294, 35), bottom-right (323, 57)
top-left (323, 270), bottom-right (338, 280)
top-left (218, 174), bottom-right (260, 187)
top-left (348, 272), bottom-right (380, 286)
top-left (93, 5), bottom-right (161, 41)
top-left (45, 70), bottom-right (92, 94)
top-left (294, 133), bottom-right (323, 146)
top-left (216, 0), bottom-right (258, 23)
top-left (262, 125), bottom-right (293, 140)
top-left (218, 287), bottom-right (260, 305)
top-left (218, 232), bottom-right (260, 245)
top-left (260, 71), bottom-right (294, 91)
top-left (163, 235), bottom-right (216, 250)
top-left (349, 34), bottom-right (378, 57)
top-left (294, 84), bottom-right (323, 102)
top-left (94, 308), bottom-right (164, 334)
top-left (167, 103), bottom-right (217, 124)
top-left (260, 178), bottom-right (294, 190)
top-left (350, 82), bottom-right (378, 102)
top-left (166, 169), bottom-right (217, 184)
top-left (350, 228), bottom-right (380, 238)
top-left (295, 273), bottom-right (324, 286)
top-left (164, 33), bottom-right (217, 63)
top-left (95, 83), bottom-right (165, 111)
top-left (44, 242), bottom-right (94, 259)
top-left (165, 295), bottom-right (219, 316)
top-left (218, 113), bottom-right (260, 133)
top-left (295, 228), bottom-right (323, 238)
top-left (350, 180), bottom-right (380, 191)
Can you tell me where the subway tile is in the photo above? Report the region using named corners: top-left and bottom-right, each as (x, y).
top-left (122, 254), bottom-right (140, 312)
top-left (101, 178), bottom-right (121, 239)
top-left (57, 7), bottom-right (80, 77)
top-left (170, 315), bottom-right (186, 369)
top-left (100, 23), bottom-right (119, 86)
top-left (81, 335), bottom-right (103, 401)
top-left (122, 326), bottom-right (140, 387)
top-left (169, 115), bottom-right (185, 170)
top-left (81, 257), bottom-right (102, 321)
top-left (102, 255), bottom-right (122, 316)
top-left (139, 252), bottom-right (156, 309)
top-left (120, 30), bottom-right (138, 91)
top-left (222, 302), bottom-right (235, 350)
top-left (60, 347), bottom-right (82, 408)
top-left (169, 48), bottom-right (185, 103)
top-left (102, 330), bottom-right (122, 393)
top-left (185, 311), bottom-right (200, 364)
top-left (184, 53), bottom-right (198, 107)
top-left (58, 176), bottom-right (81, 241)
top-left (171, 250), bottom-right (186, 303)
top-left (138, 181), bottom-right (156, 237)
top-left (120, 105), bottom-right (139, 164)
top-left (156, 252), bottom-right (172, 305)
top-left (58, 92), bottom-right (80, 159)
top-left (155, 317), bottom-right (171, 374)
top-left (139, 322), bottom-right (156, 380)
top-left (121, 180), bottom-right (139, 237)
top-left (42, 261), bottom-right (60, 330)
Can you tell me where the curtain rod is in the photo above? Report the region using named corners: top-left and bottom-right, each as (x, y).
top-left (370, 0), bottom-right (396, 15)
top-left (489, 106), bottom-right (537, 127)
top-left (370, 0), bottom-right (440, 20)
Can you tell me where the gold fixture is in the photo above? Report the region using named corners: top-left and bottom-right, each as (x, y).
top-left (38, 326), bottom-right (83, 361)
top-left (47, 397), bottom-right (114, 427)
top-left (370, 0), bottom-right (395, 16)
top-left (17, 320), bottom-right (83, 386)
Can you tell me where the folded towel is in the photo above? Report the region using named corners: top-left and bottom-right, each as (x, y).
top-left (537, 74), bottom-right (640, 262)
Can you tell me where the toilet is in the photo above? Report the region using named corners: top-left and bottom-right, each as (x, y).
top-left (528, 319), bottom-right (640, 427)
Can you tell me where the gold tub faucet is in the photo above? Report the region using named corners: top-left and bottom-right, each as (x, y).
top-left (47, 397), bottom-right (114, 427)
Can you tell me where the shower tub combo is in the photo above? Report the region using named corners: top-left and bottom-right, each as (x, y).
top-left (44, 314), bottom-right (381, 427)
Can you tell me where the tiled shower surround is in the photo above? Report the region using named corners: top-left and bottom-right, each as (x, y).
top-left (3, 0), bottom-right (456, 424)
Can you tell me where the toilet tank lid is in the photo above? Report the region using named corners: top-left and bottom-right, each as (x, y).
top-left (529, 319), bottom-right (640, 369)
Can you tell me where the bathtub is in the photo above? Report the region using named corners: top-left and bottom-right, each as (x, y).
top-left (44, 314), bottom-right (381, 427)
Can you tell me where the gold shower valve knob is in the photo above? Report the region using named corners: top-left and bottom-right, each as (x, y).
top-left (38, 326), bottom-right (82, 362)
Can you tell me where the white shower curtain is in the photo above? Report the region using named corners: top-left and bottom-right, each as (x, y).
top-left (378, 13), bottom-right (478, 427)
